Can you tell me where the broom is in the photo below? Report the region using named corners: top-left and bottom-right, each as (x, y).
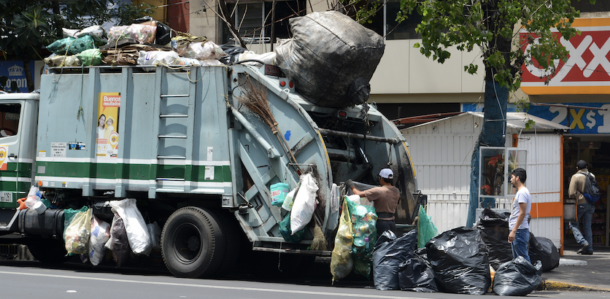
top-left (236, 76), bottom-right (301, 174)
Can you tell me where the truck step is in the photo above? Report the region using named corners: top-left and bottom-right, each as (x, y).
top-left (252, 247), bottom-right (332, 256)
top-left (160, 114), bottom-right (188, 118)
top-left (160, 94), bottom-right (189, 98)
top-left (157, 155), bottom-right (186, 159)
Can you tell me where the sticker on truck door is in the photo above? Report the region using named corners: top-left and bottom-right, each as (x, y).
top-left (0, 145), bottom-right (8, 170)
top-left (96, 92), bottom-right (120, 158)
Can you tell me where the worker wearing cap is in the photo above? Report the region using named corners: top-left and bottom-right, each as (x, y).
top-left (349, 168), bottom-right (401, 235)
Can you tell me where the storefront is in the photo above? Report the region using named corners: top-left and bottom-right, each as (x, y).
top-left (518, 17), bottom-right (610, 249)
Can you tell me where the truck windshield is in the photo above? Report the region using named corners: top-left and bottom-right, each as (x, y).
top-left (0, 104), bottom-right (20, 138)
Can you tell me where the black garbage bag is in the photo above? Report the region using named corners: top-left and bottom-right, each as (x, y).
top-left (493, 256), bottom-right (543, 296)
top-left (373, 230), bottom-right (418, 290)
top-left (219, 45), bottom-right (248, 65)
top-left (529, 233), bottom-right (560, 272)
top-left (275, 11), bottom-right (384, 108)
top-left (426, 227), bottom-right (491, 295)
top-left (476, 217), bottom-right (513, 269)
top-left (132, 16), bottom-right (173, 45)
top-left (480, 207), bottom-right (510, 220)
top-left (398, 256), bottom-right (439, 292)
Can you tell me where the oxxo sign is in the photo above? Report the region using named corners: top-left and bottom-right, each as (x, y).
top-left (521, 18), bottom-right (610, 95)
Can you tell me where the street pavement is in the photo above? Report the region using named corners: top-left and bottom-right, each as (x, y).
top-left (0, 258), bottom-right (608, 299)
top-left (542, 246), bottom-right (610, 291)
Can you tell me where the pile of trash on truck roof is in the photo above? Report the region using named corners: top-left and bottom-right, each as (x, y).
top-left (43, 11), bottom-right (386, 109)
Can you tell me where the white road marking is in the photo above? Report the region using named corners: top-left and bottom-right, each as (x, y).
top-left (66, 290), bottom-right (77, 293)
top-left (0, 270), bottom-right (426, 299)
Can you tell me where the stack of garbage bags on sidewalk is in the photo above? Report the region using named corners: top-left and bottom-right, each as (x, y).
top-left (62, 198), bottom-right (161, 267)
top-left (43, 16), bottom-right (228, 69)
top-left (364, 206), bottom-right (557, 296)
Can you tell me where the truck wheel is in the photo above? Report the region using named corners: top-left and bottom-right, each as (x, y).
top-left (214, 211), bottom-right (241, 277)
top-left (161, 207), bottom-right (226, 278)
top-left (26, 239), bottom-right (68, 263)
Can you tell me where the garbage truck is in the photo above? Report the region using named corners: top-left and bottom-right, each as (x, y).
top-left (0, 64), bottom-right (423, 278)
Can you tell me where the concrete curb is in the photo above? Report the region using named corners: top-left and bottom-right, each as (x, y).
top-left (540, 280), bottom-right (610, 292)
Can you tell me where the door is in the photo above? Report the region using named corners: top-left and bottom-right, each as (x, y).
top-left (0, 99), bottom-right (34, 208)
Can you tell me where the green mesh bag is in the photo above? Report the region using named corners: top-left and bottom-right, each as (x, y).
top-left (47, 35), bottom-right (96, 56)
top-left (345, 197), bottom-right (377, 279)
top-left (418, 205), bottom-right (438, 248)
top-left (64, 206), bottom-right (89, 239)
top-left (77, 49), bottom-right (103, 66)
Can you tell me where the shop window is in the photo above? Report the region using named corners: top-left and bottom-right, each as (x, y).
top-left (0, 104), bottom-right (20, 138)
top-left (571, 0), bottom-right (610, 13)
top-left (221, 0), bottom-right (306, 45)
top-left (361, 0), bottom-right (422, 40)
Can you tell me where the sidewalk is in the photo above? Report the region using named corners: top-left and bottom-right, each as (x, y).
top-left (540, 246), bottom-right (610, 291)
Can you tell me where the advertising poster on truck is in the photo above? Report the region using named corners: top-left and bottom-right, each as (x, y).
top-left (0, 145), bottom-right (7, 170)
top-left (96, 92), bottom-right (120, 158)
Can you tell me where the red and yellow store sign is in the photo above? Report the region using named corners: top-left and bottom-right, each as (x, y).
top-left (521, 18), bottom-right (610, 95)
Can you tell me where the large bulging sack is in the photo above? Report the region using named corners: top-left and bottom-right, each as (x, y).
top-left (398, 256), bottom-right (439, 293)
top-left (275, 11), bottom-right (385, 108)
top-left (529, 233), bottom-right (560, 272)
top-left (426, 227), bottom-right (491, 295)
top-left (476, 217), bottom-right (513, 269)
top-left (373, 230), bottom-right (418, 290)
top-left (108, 198), bottom-right (152, 255)
top-left (493, 256), bottom-right (542, 296)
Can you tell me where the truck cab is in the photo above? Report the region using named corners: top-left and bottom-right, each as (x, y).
top-left (0, 93), bottom-right (38, 232)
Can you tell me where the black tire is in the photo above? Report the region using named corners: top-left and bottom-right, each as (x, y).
top-left (161, 207), bottom-right (226, 278)
top-left (213, 211), bottom-right (242, 277)
top-left (25, 238), bottom-right (68, 264)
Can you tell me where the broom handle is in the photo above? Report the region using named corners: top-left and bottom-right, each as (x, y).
top-left (274, 125), bottom-right (302, 173)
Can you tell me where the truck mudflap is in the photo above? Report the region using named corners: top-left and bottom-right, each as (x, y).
top-left (17, 209), bottom-right (64, 238)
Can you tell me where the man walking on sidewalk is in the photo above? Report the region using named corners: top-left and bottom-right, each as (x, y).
top-left (569, 160), bottom-right (595, 255)
top-left (508, 168), bottom-right (532, 263)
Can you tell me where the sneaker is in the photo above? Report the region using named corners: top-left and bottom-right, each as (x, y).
top-left (577, 242), bottom-right (590, 254)
top-left (581, 250), bottom-right (593, 255)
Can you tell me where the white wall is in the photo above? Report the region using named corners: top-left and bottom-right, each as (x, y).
top-left (402, 115), bottom-right (562, 248)
top-left (370, 40), bottom-right (486, 95)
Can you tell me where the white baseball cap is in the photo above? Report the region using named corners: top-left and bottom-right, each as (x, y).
top-left (379, 169), bottom-right (394, 179)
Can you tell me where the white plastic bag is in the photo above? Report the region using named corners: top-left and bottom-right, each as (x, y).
top-left (179, 41), bottom-right (226, 60)
top-left (89, 215), bottom-right (111, 266)
top-left (63, 28), bottom-right (80, 38)
top-left (137, 51), bottom-right (179, 66)
top-left (108, 198), bottom-right (152, 255)
top-left (239, 51), bottom-right (276, 65)
top-left (65, 209), bottom-right (92, 255)
top-left (290, 173), bottom-right (318, 235)
top-left (25, 186), bottom-right (41, 209)
top-left (77, 25), bottom-right (107, 42)
top-left (147, 222), bottom-right (162, 249)
top-left (282, 188), bottom-right (297, 211)
top-left (174, 57), bottom-right (202, 66)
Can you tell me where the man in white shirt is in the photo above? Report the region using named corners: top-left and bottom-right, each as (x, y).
top-left (508, 168), bottom-right (532, 263)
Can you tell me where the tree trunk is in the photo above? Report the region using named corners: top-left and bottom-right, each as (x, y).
top-left (23, 60), bottom-right (35, 93)
top-left (270, 0), bottom-right (276, 51)
top-left (466, 79), bottom-right (508, 227)
top-left (52, 2), bottom-right (62, 38)
top-left (217, 0), bottom-right (248, 49)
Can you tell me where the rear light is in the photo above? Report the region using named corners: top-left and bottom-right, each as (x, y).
top-left (289, 81), bottom-right (294, 88)
top-left (280, 81), bottom-right (286, 87)
top-left (337, 110), bottom-right (347, 119)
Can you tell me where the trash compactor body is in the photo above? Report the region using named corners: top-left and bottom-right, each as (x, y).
top-left (0, 64), bottom-right (422, 278)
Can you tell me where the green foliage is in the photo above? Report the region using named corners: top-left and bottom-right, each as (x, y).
top-left (0, 0), bottom-right (155, 60)
top-left (394, 0), bottom-right (597, 92)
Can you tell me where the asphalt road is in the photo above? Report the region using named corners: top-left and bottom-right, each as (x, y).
top-left (0, 261), bottom-right (609, 299)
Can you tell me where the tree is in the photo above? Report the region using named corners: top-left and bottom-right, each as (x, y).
top-left (0, 0), bottom-right (154, 92)
top-left (383, 0), bottom-right (595, 227)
